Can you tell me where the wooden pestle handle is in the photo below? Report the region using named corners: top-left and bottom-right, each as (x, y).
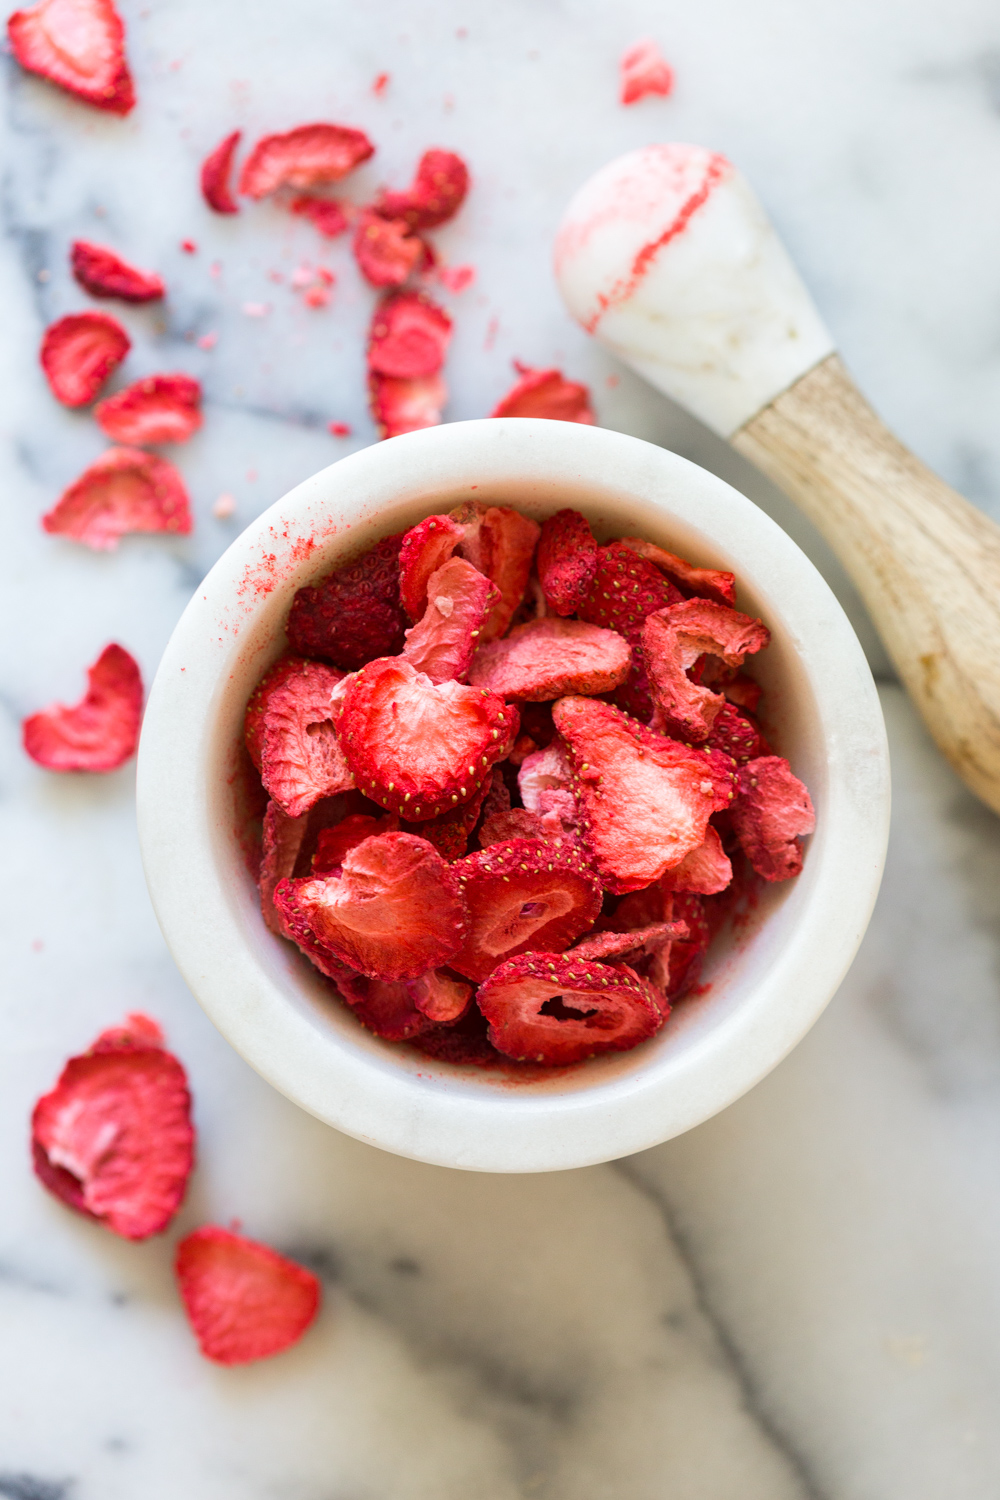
top-left (733, 353), bottom-right (1000, 815)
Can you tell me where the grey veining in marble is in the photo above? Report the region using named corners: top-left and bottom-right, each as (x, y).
top-left (3, 1), bottom-right (1000, 1496)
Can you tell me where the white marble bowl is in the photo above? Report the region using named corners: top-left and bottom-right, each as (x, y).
top-left (137, 418), bottom-right (889, 1173)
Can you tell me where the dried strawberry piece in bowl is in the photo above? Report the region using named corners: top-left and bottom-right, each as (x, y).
top-left (71, 240), bottom-right (165, 302)
top-left (468, 618), bottom-right (631, 701)
top-left (375, 149), bottom-right (470, 229)
top-left (176, 1226), bottom-right (320, 1366)
top-left (536, 508), bottom-right (599, 616)
top-left (43, 447), bottom-right (191, 551)
top-left (368, 291), bottom-right (452, 379)
top-left (731, 756), bottom-right (816, 882)
top-left (449, 501), bottom-right (540, 642)
top-left (238, 123), bottom-right (375, 198)
top-left (41, 311), bottom-right (130, 407)
top-left (244, 656), bottom-right (354, 819)
top-left (617, 536), bottom-right (736, 607)
top-left (578, 540), bottom-right (682, 719)
top-left (642, 599), bottom-right (770, 741)
top-left (8, 0), bottom-right (135, 114)
top-left (258, 794), bottom-right (358, 936)
top-left (32, 1014), bottom-right (193, 1239)
top-left (491, 364), bottom-right (595, 424)
top-left (286, 533), bottom-right (406, 670)
top-left (402, 557), bottom-right (499, 684)
top-left (94, 373), bottom-right (202, 446)
top-left (705, 699), bottom-right (770, 766)
top-left (201, 129), bottom-right (241, 213)
top-left (398, 513), bottom-right (464, 620)
top-left (23, 642), bottom-right (142, 772)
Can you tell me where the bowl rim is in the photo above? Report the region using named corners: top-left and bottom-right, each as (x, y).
top-left (137, 418), bottom-right (890, 1172)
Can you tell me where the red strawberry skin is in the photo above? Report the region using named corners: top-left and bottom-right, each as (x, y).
top-left (175, 1226), bottom-right (320, 1366)
top-left (71, 241), bottom-right (165, 302)
top-left (536, 508), bottom-right (599, 616)
top-left (578, 542), bottom-right (683, 719)
top-left (450, 837), bottom-right (602, 982)
top-left (376, 149), bottom-right (470, 229)
top-left (705, 700), bottom-right (771, 765)
top-left (23, 642), bottom-right (142, 772)
top-left (8, 0), bottom-right (135, 114)
top-left (398, 513), bottom-right (464, 620)
top-left (368, 291), bottom-right (452, 379)
top-left (731, 756), bottom-right (816, 881)
top-left (201, 130), bottom-right (241, 214)
top-left (254, 658), bottom-right (354, 818)
top-left (40, 312), bottom-right (130, 407)
top-left (286, 533), bottom-right (407, 670)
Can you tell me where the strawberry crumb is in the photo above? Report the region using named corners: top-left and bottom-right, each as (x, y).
top-left (212, 492), bottom-right (237, 520)
top-left (620, 38), bottom-right (674, 105)
top-left (372, 72), bottom-right (390, 95)
top-left (180, 238), bottom-right (197, 253)
top-left (328, 422), bottom-right (352, 437)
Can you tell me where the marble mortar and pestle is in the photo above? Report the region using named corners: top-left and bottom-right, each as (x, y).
top-left (556, 143), bottom-right (1000, 816)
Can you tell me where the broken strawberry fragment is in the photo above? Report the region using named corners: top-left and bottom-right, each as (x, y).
top-left (642, 599), bottom-right (770, 740)
top-left (398, 513), bottom-right (464, 619)
top-left (286, 533), bottom-right (406, 670)
top-left (40, 311), bottom-right (130, 407)
top-left (731, 756), bottom-right (816, 881)
top-left (8, 0), bottom-right (135, 114)
top-left (43, 447), bottom-right (192, 550)
top-left (449, 502), bottom-right (541, 642)
top-left (569, 921), bottom-right (686, 964)
top-left (289, 194), bottom-right (349, 237)
top-left (579, 541), bottom-right (682, 719)
top-left (200, 129), bottom-right (241, 214)
top-left (248, 657), bottom-right (354, 819)
top-left (32, 1013), bottom-right (193, 1239)
top-left (617, 537), bottom-right (736, 607)
top-left (620, 38), bottom-right (674, 105)
top-left (238, 123), bottom-right (374, 198)
top-left (409, 969), bottom-right (471, 1024)
top-left (469, 618), bottom-right (631, 701)
top-left (375, 149), bottom-right (470, 229)
top-left (94, 373), bottom-right (202, 445)
top-left (367, 291), bottom-right (452, 379)
top-left (258, 795), bottom-right (356, 936)
top-left (536, 508), bottom-right (599, 616)
top-left (491, 364), bottom-right (595, 424)
top-left (402, 557), bottom-right (500, 684)
top-left (477, 952), bottom-right (662, 1065)
top-left (369, 371), bottom-right (447, 439)
top-left (353, 210), bottom-right (426, 288)
top-left (330, 967), bottom-right (434, 1041)
top-left (23, 642), bottom-right (142, 772)
top-left (660, 824), bottom-right (732, 894)
top-left (175, 1226), bottom-right (320, 1366)
top-left (312, 812), bottom-right (394, 873)
top-left (71, 240), bottom-right (164, 303)
top-left (705, 699), bottom-right (770, 765)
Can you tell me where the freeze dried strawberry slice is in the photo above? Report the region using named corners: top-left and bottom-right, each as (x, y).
top-left (411, 1006), bottom-right (504, 1067)
top-left (477, 953), bottom-right (662, 1065)
top-left (32, 1014), bottom-right (193, 1240)
top-left (201, 129), bottom-right (241, 213)
top-left (40, 311), bottom-right (130, 407)
top-left (449, 838), bottom-right (601, 982)
top-left (375, 149), bottom-right (470, 229)
top-left (408, 969), bottom-right (472, 1024)
top-left (71, 241), bottom-right (164, 302)
top-left (332, 968), bottom-right (434, 1041)
top-left (275, 832), bottom-right (468, 979)
top-left (354, 210), bottom-right (426, 288)
top-left (643, 600), bottom-right (770, 740)
top-left (337, 657), bottom-right (516, 818)
top-left (398, 513), bottom-right (464, 620)
top-left (537, 508), bottom-right (599, 616)
top-left (552, 696), bottom-right (736, 893)
top-left (449, 502), bottom-right (541, 641)
top-left (8, 0), bottom-right (135, 114)
top-left (705, 699), bottom-right (770, 765)
top-left (367, 291), bottom-right (452, 378)
top-left (370, 372), bottom-right (447, 439)
top-left (402, 557), bottom-right (499, 684)
top-left (94, 373), bottom-right (202, 445)
top-left (312, 812), bottom-right (394, 873)
top-left (517, 738), bottom-right (577, 833)
top-left (722, 673), bottom-right (763, 715)
top-left (23, 642), bottom-right (141, 772)
top-left (620, 38), bottom-right (674, 105)
top-left (252, 658), bottom-right (354, 818)
top-left (579, 541), bottom-right (682, 719)
top-left (404, 775), bottom-right (490, 860)
top-left (258, 795), bottom-right (356, 935)
top-left (175, 1227), bottom-right (320, 1366)
top-left (664, 892), bottom-right (713, 1000)
top-left (660, 824), bottom-right (732, 894)
top-left (491, 364), bottom-right (595, 424)
top-left (731, 756), bottom-right (815, 881)
top-left (469, 618), bottom-right (631, 700)
top-left (478, 806), bottom-right (543, 847)
top-left (569, 921), bottom-right (686, 964)
top-left (43, 447), bottom-right (191, 550)
top-left (617, 537), bottom-right (736, 607)
top-left (238, 123), bottom-right (375, 198)
top-left (286, 532), bottom-right (406, 670)
top-left (289, 194), bottom-right (349, 237)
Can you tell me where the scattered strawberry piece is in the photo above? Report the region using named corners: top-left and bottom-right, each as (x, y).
top-left (258, 795), bottom-right (356, 936)
top-left (469, 618), bottom-right (631, 701)
top-left (42, 447), bottom-right (192, 551)
top-left (478, 806), bottom-right (543, 847)
top-left (23, 642), bottom-right (142, 772)
top-left (402, 557), bottom-right (500, 684)
top-left (175, 1226), bottom-right (320, 1366)
top-left (491, 364), bottom-right (595, 424)
top-left (579, 541), bottom-right (682, 719)
top-left (372, 71), bottom-right (390, 97)
top-left (275, 832), bottom-right (468, 979)
top-left (238, 123), bottom-right (375, 198)
top-left (180, 239), bottom-right (197, 254)
top-left (312, 812), bottom-right (394, 873)
top-left (449, 502), bottom-right (541, 641)
top-left (642, 599), bottom-right (770, 740)
top-left (398, 512), bottom-right (464, 620)
top-left (437, 263), bottom-right (475, 293)
top-left (660, 824), bottom-right (732, 894)
top-left (286, 532), bottom-right (407, 670)
top-left (731, 756), bottom-right (816, 881)
top-left (569, 921), bottom-right (686, 964)
top-left (200, 130), bottom-right (241, 213)
top-left (704, 699), bottom-right (771, 765)
top-left (8, 0), bottom-right (135, 114)
top-left (94, 372), bottom-right (202, 446)
top-left (328, 421), bottom-right (352, 438)
top-left (449, 837), bottom-right (601, 982)
top-left (353, 209), bottom-right (427, 288)
top-left (251, 658), bottom-right (354, 818)
top-left (408, 969), bottom-right (471, 1024)
top-left (289, 194), bottom-right (349, 237)
top-left (336, 656), bottom-right (516, 819)
top-left (375, 149), bottom-right (470, 230)
top-left (32, 1014), bottom-right (193, 1240)
top-left (369, 371), bottom-right (447, 439)
top-left (620, 38), bottom-right (674, 105)
top-left (71, 240), bottom-right (164, 303)
top-left (537, 508), bottom-right (599, 616)
top-left (40, 311), bottom-right (130, 407)
top-left (477, 952), bottom-right (662, 1065)
top-left (367, 291), bottom-right (452, 379)
top-left (617, 537), bottom-right (736, 607)
top-left (552, 696), bottom-right (736, 893)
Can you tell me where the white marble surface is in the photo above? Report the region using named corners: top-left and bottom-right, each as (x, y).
top-left (3, 0), bottom-right (1000, 1495)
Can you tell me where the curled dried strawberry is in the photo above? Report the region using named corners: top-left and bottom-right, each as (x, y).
top-left (8, 0), bottom-right (135, 114)
top-left (537, 508), bottom-right (599, 616)
top-left (469, 618), bottom-right (631, 701)
top-left (402, 557), bottom-right (499, 684)
top-left (620, 39), bottom-right (674, 105)
top-left (238, 123), bottom-right (374, 198)
top-left (40, 311), bottom-right (130, 407)
top-left (247, 657), bottom-right (354, 818)
top-left (731, 756), bottom-right (816, 881)
top-left (32, 1014), bottom-right (193, 1239)
top-left (43, 447), bottom-right (192, 551)
top-left (289, 194), bottom-right (349, 237)
top-left (71, 240), bottom-right (164, 303)
top-left (409, 969), bottom-right (471, 1024)
top-left (660, 824), bottom-right (732, 894)
top-left (375, 149), bottom-right (470, 229)
top-left (275, 831), bottom-right (468, 980)
top-left (579, 541), bottom-right (682, 720)
top-left (353, 210), bottom-right (427, 288)
top-left (617, 537), bottom-right (736, 607)
top-left (449, 502), bottom-right (541, 642)
top-left (369, 371), bottom-right (447, 439)
top-left (94, 373), bottom-right (202, 445)
top-left (200, 129), bottom-right (241, 214)
top-left (568, 921), bottom-right (686, 964)
top-left (491, 364), bottom-right (595, 424)
top-left (643, 599), bottom-right (770, 741)
top-left (23, 642), bottom-right (142, 772)
top-left (450, 837), bottom-right (602, 982)
top-left (286, 533), bottom-right (406, 669)
top-left (477, 952), bottom-right (662, 1065)
top-left (398, 513), bottom-right (464, 620)
top-left (367, 291), bottom-right (452, 379)
top-left (176, 1227), bottom-right (320, 1366)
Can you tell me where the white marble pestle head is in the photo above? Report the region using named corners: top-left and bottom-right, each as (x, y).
top-left (554, 143), bottom-right (834, 439)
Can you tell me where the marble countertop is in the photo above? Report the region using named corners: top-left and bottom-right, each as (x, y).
top-left (4, 0), bottom-right (1000, 1495)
